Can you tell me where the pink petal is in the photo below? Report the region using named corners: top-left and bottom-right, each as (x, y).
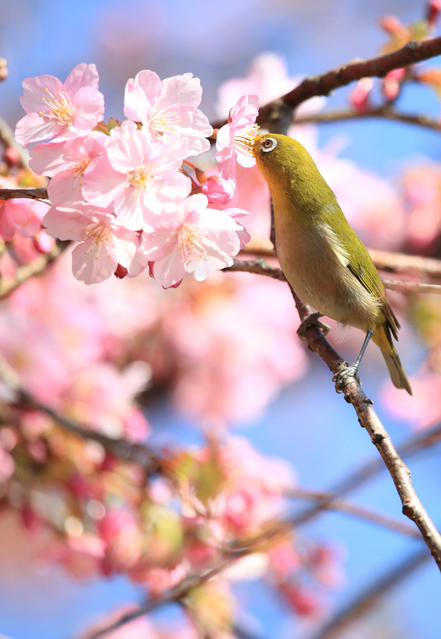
top-left (15, 112), bottom-right (61, 147)
top-left (43, 207), bottom-right (91, 241)
top-left (20, 75), bottom-right (65, 114)
top-left (106, 121), bottom-right (148, 172)
top-left (64, 63), bottom-right (100, 95)
top-left (161, 73), bottom-right (202, 109)
top-left (141, 227), bottom-right (179, 261)
top-left (29, 140), bottom-right (69, 177)
top-left (82, 156), bottom-right (127, 207)
top-left (47, 170), bottom-right (84, 204)
top-left (72, 86), bottom-right (105, 130)
top-left (124, 70), bottom-right (163, 121)
top-left (152, 243), bottom-right (186, 288)
top-left (72, 240), bottom-right (117, 284)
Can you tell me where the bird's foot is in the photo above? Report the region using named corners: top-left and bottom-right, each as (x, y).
top-left (297, 312), bottom-right (331, 339)
top-left (332, 362), bottom-right (361, 393)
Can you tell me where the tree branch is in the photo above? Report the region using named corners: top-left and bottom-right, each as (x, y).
top-left (288, 288), bottom-right (441, 571)
top-left (209, 36), bottom-right (441, 130)
top-left (309, 548), bottom-right (430, 639)
top-left (0, 187), bottom-right (49, 202)
top-left (76, 550), bottom-right (244, 639)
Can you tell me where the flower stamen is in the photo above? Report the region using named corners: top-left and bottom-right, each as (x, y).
top-left (40, 87), bottom-right (74, 126)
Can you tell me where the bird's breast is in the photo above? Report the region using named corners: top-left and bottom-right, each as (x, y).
top-left (274, 212), bottom-right (379, 330)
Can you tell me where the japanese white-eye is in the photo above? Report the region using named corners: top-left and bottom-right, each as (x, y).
top-left (249, 133), bottom-right (412, 394)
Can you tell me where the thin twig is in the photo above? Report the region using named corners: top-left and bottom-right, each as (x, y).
top-left (293, 106), bottom-right (441, 132)
top-left (226, 257), bottom-right (285, 281)
top-left (77, 549), bottom-right (245, 639)
top-left (382, 278), bottom-right (441, 295)
top-left (369, 248), bottom-right (441, 282)
top-left (309, 548), bottom-right (430, 639)
top-left (285, 487), bottom-right (421, 539)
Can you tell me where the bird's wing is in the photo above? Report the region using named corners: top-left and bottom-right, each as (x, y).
top-left (346, 237), bottom-right (400, 340)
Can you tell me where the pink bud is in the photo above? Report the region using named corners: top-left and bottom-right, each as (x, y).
top-left (280, 583), bottom-right (322, 617)
top-left (0, 58), bottom-right (7, 82)
top-left (349, 78), bottom-right (373, 114)
top-left (33, 230), bottom-right (54, 253)
top-left (114, 264), bottom-right (128, 279)
top-left (380, 15), bottom-right (404, 34)
top-left (201, 175), bottom-right (235, 205)
top-left (382, 68), bottom-right (405, 101)
top-left (428, 0), bottom-right (441, 26)
top-left (3, 146), bottom-right (21, 168)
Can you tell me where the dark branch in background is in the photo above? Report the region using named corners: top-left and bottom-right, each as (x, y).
top-left (293, 106), bottom-right (441, 132)
top-left (0, 355), bottom-right (163, 475)
top-left (309, 548), bottom-right (430, 639)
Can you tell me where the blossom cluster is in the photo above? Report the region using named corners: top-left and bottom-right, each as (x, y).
top-left (14, 64), bottom-right (259, 286)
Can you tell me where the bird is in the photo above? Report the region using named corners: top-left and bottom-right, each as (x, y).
top-left (245, 132), bottom-right (412, 395)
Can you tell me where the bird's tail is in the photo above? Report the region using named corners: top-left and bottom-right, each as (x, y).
top-left (372, 324), bottom-right (412, 395)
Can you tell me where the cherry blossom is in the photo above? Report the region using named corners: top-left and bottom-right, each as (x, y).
top-left (141, 194), bottom-right (246, 288)
top-left (43, 202), bottom-right (146, 284)
top-left (15, 63), bottom-right (105, 147)
top-left (30, 132), bottom-right (110, 204)
top-left (124, 70), bottom-right (213, 154)
top-left (215, 94), bottom-right (260, 183)
top-left (82, 121), bottom-right (191, 230)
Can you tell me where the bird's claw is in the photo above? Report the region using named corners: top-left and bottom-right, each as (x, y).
top-left (297, 312), bottom-right (331, 339)
top-left (332, 363), bottom-right (361, 393)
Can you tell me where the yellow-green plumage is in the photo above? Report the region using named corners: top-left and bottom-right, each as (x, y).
top-left (253, 133), bottom-right (412, 395)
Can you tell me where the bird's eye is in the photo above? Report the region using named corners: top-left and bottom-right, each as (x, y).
top-left (261, 137), bottom-right (277, 153)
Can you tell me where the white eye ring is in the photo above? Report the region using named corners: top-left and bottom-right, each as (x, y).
top-left (261, 137), bottom-right (278, 153)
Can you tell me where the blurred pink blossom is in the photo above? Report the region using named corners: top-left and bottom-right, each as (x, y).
top-left (382, 371), bottom-right (440, 430)
top-left (0, 197), bottom-right (49, 241)
top-left (349, 77), bottom-right (374, 113)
